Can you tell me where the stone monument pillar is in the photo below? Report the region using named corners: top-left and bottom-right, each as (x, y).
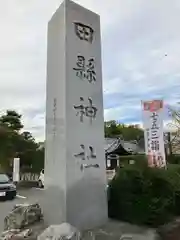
top-left (44, 0), bottom-right (108, 230)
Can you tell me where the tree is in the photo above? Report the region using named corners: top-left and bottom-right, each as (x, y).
top-left (30, 147), bottom-right (44, 172)
top-left (104, 120), bottom-right (144, 141)
top-left (21, 131), bottom-right (35, 142)
top-left (0, 110), bottom-right (23, 131)
top-left (119, 124), bottom-right (144, 141)
top-left (104, 121), bottom-right (122, 138)
top-left (167, 106), bottom-right (180, 153)
top-left (0, 110), bottom-right (42, 172)
top-left (0, 125), bottom-right (15, 171)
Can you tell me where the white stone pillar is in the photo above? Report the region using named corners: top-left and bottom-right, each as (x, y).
top-left (13, 158), bottom-right (20, 183)
top-left (44, 0), bottom-right (108, 230)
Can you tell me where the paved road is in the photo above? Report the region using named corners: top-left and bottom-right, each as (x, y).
top-left (0, 188), bottom-right (44, 233)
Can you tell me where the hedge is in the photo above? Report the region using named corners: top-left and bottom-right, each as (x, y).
top-left (119, 154), bottom-right (180, 166)
top-left (167, 155), bottom-right (180, 164)
top-left (108, 163), bottom-right (180, 227)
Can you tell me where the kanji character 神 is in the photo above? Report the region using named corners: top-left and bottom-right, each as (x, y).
top-left (74, 97), bottom-right (98, 123)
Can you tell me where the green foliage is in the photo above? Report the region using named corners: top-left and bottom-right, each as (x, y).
top-left (20, 147), bottom-right (44, 173)
top-left (0, 110), bottom-right (44, 173)
top-left (0, 110), bottom-right (23, 131)
top-left (167, 104), bottom-right (180, 152)
top-left (167, 154), bottom-right (180, 164)
top-left (108, 164), bottom-right (180, 227)
top-left (120, 154), bottom-right (180, 166)
top-left (0, 125), bottom-right (20, 171)
top-left (104, 121), bottom-right (121, 138)
top-left (104, 121), bottom-right (144, 141)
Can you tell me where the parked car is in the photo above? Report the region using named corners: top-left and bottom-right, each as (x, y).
top-left (38, 169), bottom-right (44, 188)
top-left (0, 173), bottom-right (17, 200)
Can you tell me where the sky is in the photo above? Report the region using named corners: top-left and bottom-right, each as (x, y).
top-left (0, 0), bottom-right (180, 141)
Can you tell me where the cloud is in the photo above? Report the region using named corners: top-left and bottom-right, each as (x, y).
top-left (103, 0), bottom-right (180, 128)
top-left (0, 0), bottom-right (180, 141)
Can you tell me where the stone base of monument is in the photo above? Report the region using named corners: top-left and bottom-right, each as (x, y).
top-left (0, 222), bottom-right (47, 240)
top-left (38, 221), bottom-right (158, 240)
top-left (0, 202), bottom-right (159, 240)
top-left (82, 221), bottom-right (158, 240)
top-left (0, 218), bottom-right (159, 240)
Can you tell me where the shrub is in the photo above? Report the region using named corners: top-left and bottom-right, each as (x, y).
top-left (119, 154), bottom-right (180, 166)
top-left (108, 164), bottom-right (180, 227)
top-left (167, 155), bottom-right (180, 164)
